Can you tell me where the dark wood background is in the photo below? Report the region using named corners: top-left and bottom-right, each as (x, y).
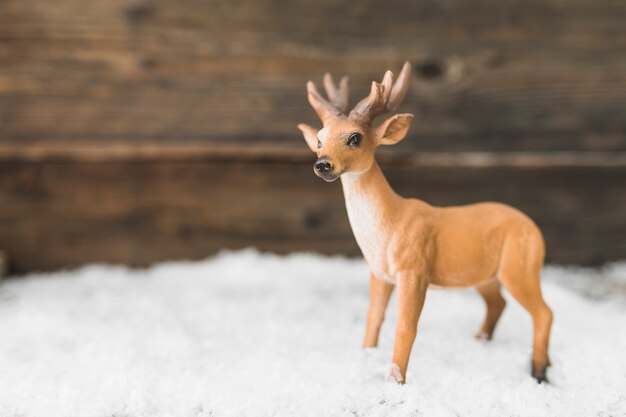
top-left (1, 0), bottom-right (625, 273)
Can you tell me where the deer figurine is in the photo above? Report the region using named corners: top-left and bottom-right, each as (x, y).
top-left (297, 62), bottom-right (553, 384)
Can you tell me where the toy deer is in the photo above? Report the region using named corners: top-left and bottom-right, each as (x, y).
top-left (298, 62), bottom-right (553, 384)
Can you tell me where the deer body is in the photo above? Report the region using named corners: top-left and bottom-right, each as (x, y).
top-left (342, 165), bottom-right (520, 287)
top-left (342, 161), bottom-right (543, 289)
top-left (298, 62), bottom-right (553, 384)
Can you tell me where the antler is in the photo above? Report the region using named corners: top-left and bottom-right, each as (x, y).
top-left (323, 73), bottom-right (349, 113)
top-left (306, 73), bottom-right (349, 125)
top-left (349, 61), bottom-right (412, 124)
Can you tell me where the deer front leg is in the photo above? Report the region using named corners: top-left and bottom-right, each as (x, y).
top-left (389, 271), bottom-right (428, 384)
top-left (363, 273), bottom-right (395, 348)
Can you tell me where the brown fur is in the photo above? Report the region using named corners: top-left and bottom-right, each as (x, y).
top-left (298, 62), bottom-right (553, 384)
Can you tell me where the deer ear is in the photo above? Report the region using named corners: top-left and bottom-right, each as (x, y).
top-left (376, 114), bottom-right (414, 145)
top-left (297, 123), bottom-right (319, 152)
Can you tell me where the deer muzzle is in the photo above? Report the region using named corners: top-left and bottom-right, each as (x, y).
top-left (314, 158), bottom-right (339, 182)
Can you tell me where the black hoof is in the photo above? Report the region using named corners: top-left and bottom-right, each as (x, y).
top-left (532, 372), bottom-right (549, 384)
top-left (531, 362), bottom-right (549, 384)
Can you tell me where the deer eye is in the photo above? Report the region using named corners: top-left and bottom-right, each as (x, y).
top-left (317, 139), bottom-right (322, 149)
top-left (347, 132), bottom-right (362, 147)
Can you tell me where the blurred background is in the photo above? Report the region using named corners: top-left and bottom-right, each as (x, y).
top-left (0, 0), bottom-right (624, 274)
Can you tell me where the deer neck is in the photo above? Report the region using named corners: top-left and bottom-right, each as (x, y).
top-left (340, 161), bottom-right (402, 241)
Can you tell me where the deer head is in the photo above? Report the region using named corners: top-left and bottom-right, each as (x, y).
top-left (298, 62), bottom-right (414, 182)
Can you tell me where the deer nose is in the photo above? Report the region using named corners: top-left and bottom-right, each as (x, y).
top-left (314, 158), bottom-right (333, 174)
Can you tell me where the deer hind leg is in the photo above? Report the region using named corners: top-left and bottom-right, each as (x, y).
top-left (363, 274), bottom-right (395, 348)
top-left (498, 230), bottom-right (553, 383)
top-left (475, 279), bottom-right (506, 341)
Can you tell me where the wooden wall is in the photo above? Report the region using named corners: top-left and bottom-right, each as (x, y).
top-left (1, 0), bottom-right (625, 273)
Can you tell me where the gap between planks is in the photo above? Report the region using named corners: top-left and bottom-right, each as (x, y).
top-left (0, 143), bottom-right (625, 168)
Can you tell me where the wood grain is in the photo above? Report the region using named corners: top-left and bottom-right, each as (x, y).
top-left (0, 250), bottom-right (6, 278)
top-left (1, 0), bottom-right (625, 152)
top-left (1, 155), bottom-right (624, 274)
top-left (1, 0), bottom-right (624, 273)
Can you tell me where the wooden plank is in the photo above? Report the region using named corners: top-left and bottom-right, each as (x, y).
top-left (0, 157), bottom-right (624, 273)
top-left (0, 249), bottom-right (6, 278)
top-left (0, 0), bottom-right (625, 152)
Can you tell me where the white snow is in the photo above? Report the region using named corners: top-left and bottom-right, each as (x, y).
top-left (0, 249), bottom-right (625, 417)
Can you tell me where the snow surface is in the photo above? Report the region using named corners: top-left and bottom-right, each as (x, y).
top-left (0, 249), bottom-right (625, 417)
